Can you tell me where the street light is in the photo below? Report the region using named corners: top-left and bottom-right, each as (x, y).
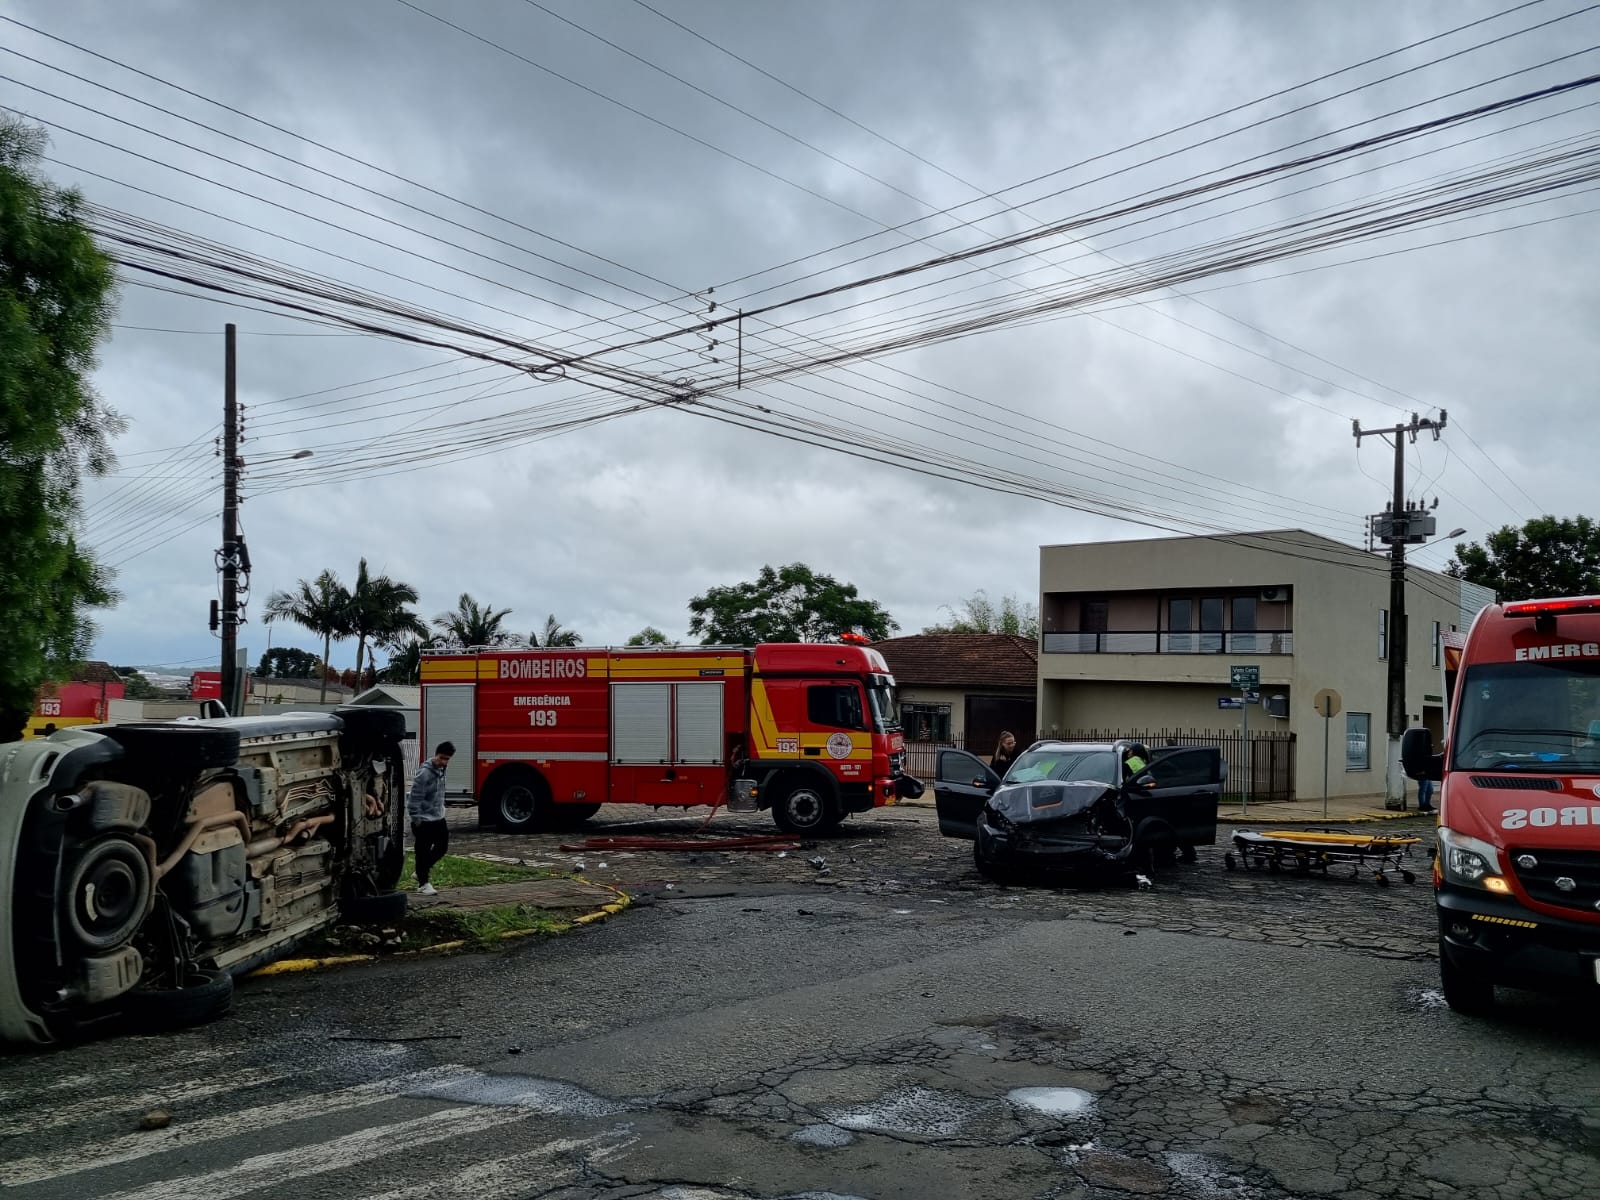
top-left (1415, 527), bottom-right (1468, 552)
top-left (234, 448), bottom-right (313, 469)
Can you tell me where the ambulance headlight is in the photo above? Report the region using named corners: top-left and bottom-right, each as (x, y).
top-left (1438, 827), bottom-right (1502, 889)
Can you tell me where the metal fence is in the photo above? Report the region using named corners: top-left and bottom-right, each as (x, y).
top-left (904, 727), bottom-right (1296, 803)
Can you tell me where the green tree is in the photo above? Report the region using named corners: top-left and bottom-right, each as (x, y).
top-left (625, 626), bottom-right (671, 647)
top-left (687, 563), bottom-right (897, 645)
top-left (111, 667), bottom-right (164, 700)
top-left (531, 614), bottom-right (581, 647)
top-left (264, 571), bottom-right (352, 703)
top-left (923, 589), bottom-right (1040, 639)
top-left (255, 646), bottom-right (321, 679)
top-left (347, 557), bottom-right (424, 683)
top-left (433, 592), bottom-right (514, 647)
top-left (0, 118), bottom-right (121, 742)
top-left (1446, 516), bottom-right (1600, 601)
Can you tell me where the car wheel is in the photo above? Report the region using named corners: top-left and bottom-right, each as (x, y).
top-left (772, 782), bottom-right (835, 834)
top-left (341, 890), bottom-right (408, 925)
top-left (121, 968), bottom-right (234, 1031)
top-left (1438, 943), bottom-right (1495, 1016)
top-left (488, 769), bottom-right (549, 833)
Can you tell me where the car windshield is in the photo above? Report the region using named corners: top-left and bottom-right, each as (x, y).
top-left (1006, 749), bottom-right (1117, 785)
top-left (1451, 659), bottom-right (1600, 771)
top-left (867, 679), bottom-right (900, 732)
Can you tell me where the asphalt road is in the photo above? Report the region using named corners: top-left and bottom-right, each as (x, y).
top-left (2, 806), bottom-right (1596, 1200)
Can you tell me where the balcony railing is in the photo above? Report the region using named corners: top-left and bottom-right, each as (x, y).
top-left (1042, 630), bottom-right (1294, 655)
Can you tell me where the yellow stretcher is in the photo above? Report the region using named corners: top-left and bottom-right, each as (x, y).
top-left (1224, 828), bottom-right (1423, 886)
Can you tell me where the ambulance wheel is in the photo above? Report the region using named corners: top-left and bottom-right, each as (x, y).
top-left (488, 768), bottom-right (549, 834)
top-left (772, 782), bottom-right (836, 834)
top-left (1438, 944), bottom-right (1495, 1016)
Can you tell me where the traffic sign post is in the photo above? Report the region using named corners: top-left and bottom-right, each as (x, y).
top-left (1313, 688), bottom-right (1343, 819)
top-left (1230, 666), bottom-right (1260, 815)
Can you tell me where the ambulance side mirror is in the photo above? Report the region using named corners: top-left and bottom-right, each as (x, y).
top-left (1400, 727), bottom-right (1442, 782)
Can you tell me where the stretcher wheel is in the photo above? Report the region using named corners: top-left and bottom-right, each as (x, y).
top-left (1224, 852), bottom-right (1237, 872)
top-left (1402, 870), bottom-right (1417, 885)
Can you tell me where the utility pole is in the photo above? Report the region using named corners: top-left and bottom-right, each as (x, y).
top-left (219, 323), bottom-right (242, 716)
top-left (1353, 410), bottom-right (1447, 808)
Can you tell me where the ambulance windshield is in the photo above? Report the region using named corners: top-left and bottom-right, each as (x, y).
top-left (1452, 660), bottom-right (1600, 771)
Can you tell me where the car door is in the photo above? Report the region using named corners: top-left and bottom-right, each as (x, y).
top-left (933, 748), bottom-right (1000, 839)
top-left (1141, 747), bottom-right (1222, 846)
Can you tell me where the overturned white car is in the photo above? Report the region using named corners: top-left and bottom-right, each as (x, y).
top-left (0, 708), bottom-right (408, 1046)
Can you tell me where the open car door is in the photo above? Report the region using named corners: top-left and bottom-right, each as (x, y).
top-left (1137, 746), bottom-right (1223, 846)
top-left (933, 748), bottom-right (1000, 839)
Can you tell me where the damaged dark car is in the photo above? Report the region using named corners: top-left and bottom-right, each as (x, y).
top-left (933, 740), bottom-right (1223, 881)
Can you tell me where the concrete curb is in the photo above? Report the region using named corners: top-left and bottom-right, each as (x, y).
top-left (246, 880), bottom-right (631, 978)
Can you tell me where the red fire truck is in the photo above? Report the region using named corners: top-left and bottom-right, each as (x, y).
top-left (1403, 595), bottom-right (1600, 1013)
top-left (419, 639), bottom-right (922, 834)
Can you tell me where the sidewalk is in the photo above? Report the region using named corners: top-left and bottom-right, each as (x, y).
top-left (898, 791), bottom-right (1432, 825)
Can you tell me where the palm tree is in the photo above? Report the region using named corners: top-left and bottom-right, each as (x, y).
top-left (347, 558), bottom-right (425, 685)
top-left (433, 593), bottom-right (514, 648)
top-left (264, 570), bottom-right (352, 703)
top-left (379, 633), bottom-right (432, 686)
top-left (532, 614), bottom-right (581, 647)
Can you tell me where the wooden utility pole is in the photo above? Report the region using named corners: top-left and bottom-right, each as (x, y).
top-left (1353, 410), bottom-right (1446, 807)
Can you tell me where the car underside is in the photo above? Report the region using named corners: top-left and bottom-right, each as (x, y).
top-left (0, 709), bottom-right (408, 1046)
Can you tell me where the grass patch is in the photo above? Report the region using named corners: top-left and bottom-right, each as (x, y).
top-left (396, 852), bottom-right (559, 891)
top-left (400, 904), bottom-right (566, 952)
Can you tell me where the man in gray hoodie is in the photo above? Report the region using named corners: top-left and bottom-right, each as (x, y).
top-left (408, 741), bottom-right (455, 895)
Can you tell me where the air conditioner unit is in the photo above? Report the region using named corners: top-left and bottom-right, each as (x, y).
top-left (1264, 694), bottom-right (1290, 719)
top-left (1259, 587), bottom-right (1289, 603)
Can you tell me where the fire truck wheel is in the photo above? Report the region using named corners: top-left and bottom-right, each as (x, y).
top-left (488, 768), bottom-right (550, 833)
top-left (772, 782), bottom-right (838, 834)
top-left (549, 803), bottom-right (601, 830)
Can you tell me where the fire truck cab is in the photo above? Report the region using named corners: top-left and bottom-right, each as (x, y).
top-left (1402, 595), bottom-right (1600, 1014)
top-left (420, 640), bottom-right (921, 835)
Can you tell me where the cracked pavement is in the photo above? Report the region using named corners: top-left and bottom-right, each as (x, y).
top-left (2, 804), bottom-right (1595, 1199)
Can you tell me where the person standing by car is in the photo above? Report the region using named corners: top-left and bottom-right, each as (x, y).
top-left (408, 741), bottom-right (454, 896)
top-left (990, 731), bottom-right (1020, 777)
top-left (1122, 743), bottom-right (1151, 780)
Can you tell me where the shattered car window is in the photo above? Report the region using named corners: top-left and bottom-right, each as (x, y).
top-left (1006, 748), bottom-right (1115, 785)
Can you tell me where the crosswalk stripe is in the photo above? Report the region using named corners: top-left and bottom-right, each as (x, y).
top-left (358, 1129), bottom-right (638, 1200)
top-left (101, 1105), bottom-right (530, 1200)
top-left (0, 1067), bottom-right (289, 1136)
top-left (0, 1065), bottom-right (471, 1187)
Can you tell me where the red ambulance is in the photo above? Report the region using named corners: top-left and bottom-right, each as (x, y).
top-left (1403, 595), bottom-right (1600, 1013)
top-left (420, 639), bottom-right (921, 835)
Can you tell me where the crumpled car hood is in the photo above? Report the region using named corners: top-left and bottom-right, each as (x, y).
top-left (987, 780), bottom-right (1117, 827)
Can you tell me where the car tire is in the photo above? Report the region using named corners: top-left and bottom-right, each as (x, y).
top-left (101, 724), bottom-right (241, 773)
top-left (121, 968), bottom-right (234, 1031)
top-left (488, 768), bottom-right (550, 834)
top-left (1438, 943), bottom-right (1495, 1016)
top-left (772, 782), bottom-right (836, 834)
top-left (335, 706), bottom-right (407, 744)
top-left (341, 890), bottom-right (408, 925)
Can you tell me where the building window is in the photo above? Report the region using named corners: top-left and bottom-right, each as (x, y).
top-left (903, 703), bottom-right (951, 743)
top-left (1432, 621), bottom-right (1442, 668)
top-left (1379, 610), bottom-right (1389, 660)
top-left (1231, 596), bottom-right (1257, 632)
top-left (1346, 712), bottom-right (1371, 771)
top-left (1080, 599), bottom-right (1108, 634)
top-left (1200, 597), bottom-right (1225, 653)
top-left (1168, 598), bottom-right (1192, 631)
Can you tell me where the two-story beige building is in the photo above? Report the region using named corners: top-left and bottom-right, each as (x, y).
top-left (1038, 529), bottom-right (1495, 802)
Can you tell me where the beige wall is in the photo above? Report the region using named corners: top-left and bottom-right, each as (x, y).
top-left (1038, 531), bottom-right (1481, 801)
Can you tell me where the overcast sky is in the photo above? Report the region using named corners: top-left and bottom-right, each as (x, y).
top-left (4, 0), bottom-right (1596, 671)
